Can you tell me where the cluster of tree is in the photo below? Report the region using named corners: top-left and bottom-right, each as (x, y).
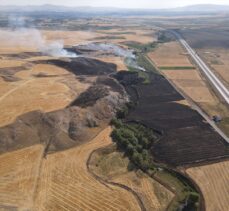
top-left (157, 31), bottom-right (174, 43)
top-left (111, 119), bottom-right (157, 171)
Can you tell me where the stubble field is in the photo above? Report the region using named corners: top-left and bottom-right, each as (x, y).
top-left (34, 127), bottom-right (142, 211)
top-left (186, 160), bottom-right (229, 211)
top-left (0, 145), bottom-right (44, 210)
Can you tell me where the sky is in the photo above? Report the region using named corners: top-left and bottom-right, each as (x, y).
top-left (0, 0), bottom-right (229, 9)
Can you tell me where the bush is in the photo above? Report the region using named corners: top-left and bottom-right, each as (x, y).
top-left (116, 106), bottom-right (128, 119)
top-left (110, 118), bottom-right (123, 128)
top-left (111, 122), bottom-right (157, 172)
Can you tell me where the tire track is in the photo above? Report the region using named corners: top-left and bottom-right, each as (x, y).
top-left (87, 146), bottom-right (147, 211)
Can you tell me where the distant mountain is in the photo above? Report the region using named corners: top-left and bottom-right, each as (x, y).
top-left (1, 4), bottom-right (229, 14)
top-left (174, 4), bottom-right (229, 12)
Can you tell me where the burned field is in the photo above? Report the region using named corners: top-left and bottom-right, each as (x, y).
top-left (179, 28), bottom-right (229, 49)
top-left (42, 57), bottom-right (117, 76)
top-left (116, 71), bottom-right (229, 167)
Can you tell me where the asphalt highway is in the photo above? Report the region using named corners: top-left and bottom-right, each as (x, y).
top-left (172, 31), bottom-right (229, 105)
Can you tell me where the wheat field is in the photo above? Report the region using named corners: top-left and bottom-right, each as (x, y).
top-left (0, 145), bottom-right (44, 210)
top-left (33, 127), bottom-right (141, 211)
top-left (187, 161), bottom-right (229, 211)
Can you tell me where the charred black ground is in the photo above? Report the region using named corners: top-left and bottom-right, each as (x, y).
top-left (42, 57), bottom-right (117, 75)
top-left (116, 71), bottom-right (229, 167)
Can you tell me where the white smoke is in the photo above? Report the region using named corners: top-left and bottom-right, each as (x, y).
top-left (75, 42), bottom-right (145, 71)
top-left (41, 41), bottom-right (77, 58)
top-left (75, 43), bottom-right (135, 58)
top-left (4, 16), bottom-right (77, 58)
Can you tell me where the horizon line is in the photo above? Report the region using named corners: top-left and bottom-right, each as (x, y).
top-left (1, 3), bottom-right (229, 10)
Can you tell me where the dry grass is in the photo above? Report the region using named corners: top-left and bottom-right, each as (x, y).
top-left (148, 41), bottom-right (194, 67)
top-left (97, 57), bottom-right (127, 71)
top-left (0, 145), bottom-right (44, 210)
top-left (97, 29), bottom-right (157, 44)
top-left (198, 49), bottom-right (229, 87)
top-left (0, 59), bottom-right (26, 68)
top-left (89, 146), bottom-right (174, 211)
top-left (0, 75), bottom-right (71, 127)
top-left (113, 172), bottom-right (173, 211)
top-left (0, 62), bottom-right (90, 127)
top-left (187, 161), bottom-right (229, 211)
top-left (34, 127), bottom-right (141, 211)
top-left (42, 30), bottom-right (102, 46)
top-left (162, 69), bottom-right (216, 103)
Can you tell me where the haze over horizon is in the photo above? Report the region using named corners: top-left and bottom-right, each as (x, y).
top-left (1, 0), bottom-right (229, 9)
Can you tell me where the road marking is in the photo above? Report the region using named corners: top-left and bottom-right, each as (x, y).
top-left (172, 31), bottom-right (229, 105)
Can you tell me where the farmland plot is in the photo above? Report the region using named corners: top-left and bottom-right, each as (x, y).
top-left (34, 127), bottom-right (141, 211)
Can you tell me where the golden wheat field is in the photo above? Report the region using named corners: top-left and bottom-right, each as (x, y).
top-left (89, 145), bottom-right (174, 211)
top-left (33, 127), bottom-right (142, 211)
top-left (148, 41), bottom-right (194, 67)
top-left (147, 40), bottom-right (214, 103)
top-left (187, 161), bottom-right (229, 211)
top-left (198, 48), bottom-right (229, 86)
top-left (113, 171), bottom-right (173, 211)
top-left (0, 145), bottom-right (44, 210)
top-left (97, 57), bottom-right (127, 71)
top-left (0, 66), bottom-right (77, 127)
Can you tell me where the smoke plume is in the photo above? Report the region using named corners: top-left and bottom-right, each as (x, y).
top-left (3, 16), bottom-right (77, 58)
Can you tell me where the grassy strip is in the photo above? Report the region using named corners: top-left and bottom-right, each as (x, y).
top-left (125, 41), bottom-right (158, 53)
top-left (219, 117), bottom-right (229, 137)
top-left (137, 54), bottom-right (158, 74)
top-left (124, 53), bottom-right (159, 84)
top-left (159, 66), bottom-right (196, 70)
top-left (124, 31), bottom-right (173, 53)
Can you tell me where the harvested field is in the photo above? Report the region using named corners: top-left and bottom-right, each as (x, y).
top-left (0, 145), bottom-right (44, 210)
top-left (198, 48), bottom-right (229, 87)
top-left (34, 127), bottom-right (141, 211)
top-left (163, 69), bottom-right (216, 103)
top-left (0, 70), bottom-right (77, 127)
top-left (0, 59), bottom-right (26, 68)
top-left (148, 40), bottom-right (228, 118)
top-left (42, 30), bottom-right (102, 46)
top-left (113, 172), bottom-right (172, 211)
top-left (98, 29), bottom-right (156, 44)
top-left (89, 146), bottom-right (173, 211)
top-left (180, 28), bottom-right (229, 49)
top-left (162, 70), bottom-right (202, 80)
top-left (187, 160), bottom-right (229, 211)
top-left (97, 57), bottom-right (127, 71)
top-left (0, 72), bottom-right (127, 154)
top-left (117, 71), bottom-right (229, 166)
top-left (148, 41), bottom-right (194, 67)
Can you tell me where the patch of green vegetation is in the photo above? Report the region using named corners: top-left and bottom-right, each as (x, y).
top-left (111, 120), bottom-right (158, 171)
top-left (124, 57), bottom-right (151, 84)
top-left (219, 117), bottom-right (229, 137)
top-left (159, 66), bottom-right (196, 70)
top-left (125, 41), bottom-right (158, 53)
top-left (137, 54), bottom-right (158, 74)
top-left (155, 169), bottom-right (199, 211)
top-left (157, 31), bottom-right (175, 43)
top-left (92, 145), bottom-right (130, 178)
top-left (124, 30), bottom-right (173, 53)
top-left (111, 118), bottom-right (200, 210)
